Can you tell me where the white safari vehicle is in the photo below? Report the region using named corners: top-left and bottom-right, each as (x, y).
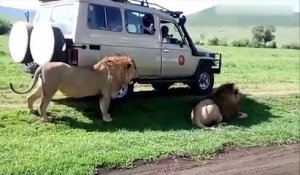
top-left (8, 0), bottom-right (222, 101)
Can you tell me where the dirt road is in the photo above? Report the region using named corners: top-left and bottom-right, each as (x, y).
top-left (96, 143), bottom-right (300, 175)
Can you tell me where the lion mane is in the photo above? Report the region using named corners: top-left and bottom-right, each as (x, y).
top-left (93, 54), bottom-right (137, 83)
top-left (9, 54), bottom-right (137, 123)
top-left (191, 83), bottom-right (248, 129)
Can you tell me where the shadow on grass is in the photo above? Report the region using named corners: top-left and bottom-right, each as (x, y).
top-left (52, 88), bottom-right (274, 131)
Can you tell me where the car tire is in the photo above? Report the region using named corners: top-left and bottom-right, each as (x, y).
top-left (112, 84), bottom-right (134, 103)
top-left (151, 83), bottom-right (172, 93)
top-left (8, 21), bottom-right (33, 64)
top-left (30, 23), bottom-right (66, 65)
top-left (190, 66), bottom-right (214, 95)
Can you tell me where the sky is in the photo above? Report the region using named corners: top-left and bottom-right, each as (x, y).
top-left (0, 0), bottom-right (299, 15)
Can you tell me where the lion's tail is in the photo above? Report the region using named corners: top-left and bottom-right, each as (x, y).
top-left (9, 65), bottom-right (42, 94)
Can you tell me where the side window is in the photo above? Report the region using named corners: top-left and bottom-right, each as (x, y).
top-left (106, 6), bottom-right (123, 32)
top-left (87, 4), bottom-right (106, 30)
top-left (87, 4), bottom-right (122, 32)
top-left (125, 10), bottom-right (155, 35)
top-left (160, 20), bottom-right (185, 45)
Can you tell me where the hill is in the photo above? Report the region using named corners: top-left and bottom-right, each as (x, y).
top-left (0, 6), bottom-right (36, 22)
top-left (186, 6), bottom-right (299, 27)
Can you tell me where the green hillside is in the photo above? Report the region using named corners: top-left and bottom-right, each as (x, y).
top-left (186, 6), bottom-right (299, 27)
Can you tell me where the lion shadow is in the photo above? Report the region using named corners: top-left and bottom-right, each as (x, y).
top-left (51, 87), bottom-right (276, 132)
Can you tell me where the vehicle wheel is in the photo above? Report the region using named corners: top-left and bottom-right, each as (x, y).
top-left (112, 84), bottom-right (134, 103)
top-left (190, 66), bottom-right (214, 95)
top-left (8, 21), bottom-right (33, 64)
top-left (151, 83), bottom-right (172, 93)
top-left (30, 23), bottom-right (66, 65)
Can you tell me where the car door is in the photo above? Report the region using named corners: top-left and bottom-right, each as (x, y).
top-left (160, 20), bottom-right (193, 77)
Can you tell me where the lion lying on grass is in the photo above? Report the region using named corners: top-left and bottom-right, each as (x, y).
top-left (9, 55), bottom-right (137, 122)
top-left (191, 83), bottom-right (248, 129)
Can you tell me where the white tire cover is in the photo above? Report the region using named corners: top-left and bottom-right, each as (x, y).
top-left (30, 23), bottom-right (66, 65)
top-left (8, 21), bottom-right (33, 63)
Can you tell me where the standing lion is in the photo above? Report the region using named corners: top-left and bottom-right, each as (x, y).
top-left (191, 83), bottom-right (248, 129)
top-left (9, 55), bottom-right (137, 122)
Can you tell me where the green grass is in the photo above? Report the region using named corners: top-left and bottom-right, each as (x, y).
top-left (0, 34), bottom-right (299, 174)
top-left (0, 93), bottom-right (299, 175)
top-left (206, 46), bottom-right (300, 84)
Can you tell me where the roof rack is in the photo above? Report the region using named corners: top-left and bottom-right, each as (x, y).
top-left (127, 0), bottom-right (183, 18)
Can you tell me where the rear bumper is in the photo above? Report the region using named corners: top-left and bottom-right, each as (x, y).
top-left (212, 53), bottom-right (222, 74)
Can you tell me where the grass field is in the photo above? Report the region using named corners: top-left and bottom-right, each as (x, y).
top-left (0, 35), bottom-right (299, 175)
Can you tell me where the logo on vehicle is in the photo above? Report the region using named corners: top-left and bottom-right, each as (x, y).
top-left (178, 55), bottom-right (185, 65)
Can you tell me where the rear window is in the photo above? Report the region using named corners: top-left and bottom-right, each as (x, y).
top-left (87, 4), bottom-right (123, 32)
top-left (36, 4), bottom-right (75, 36)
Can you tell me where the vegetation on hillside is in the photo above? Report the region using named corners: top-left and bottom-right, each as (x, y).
top-left (194, 25), bottom-right (299, 50)
top-left (0, 18), bottom-right (11, 35)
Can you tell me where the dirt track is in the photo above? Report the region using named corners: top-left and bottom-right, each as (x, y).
top-left (96, 143), bottom-right (300, 175)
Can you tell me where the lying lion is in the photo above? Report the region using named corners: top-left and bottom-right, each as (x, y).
top-left (9, 55), bottom-right (137, 122)
top-left (191, 83), bottom-right (248, 129)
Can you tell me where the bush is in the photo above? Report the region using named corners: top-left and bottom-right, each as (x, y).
top-left (248, 39), bottom-right (267, 48)
top-left (281, 43), bottom-right (300, 50)
top-left (0, 18), bottom-right (11, 35)
top-left (266, 41), bottom-right (277, 49)
top-left (231, 39), bottom-right (250, 47)
top-left (219, 39), bottom-right (228, 46)
top-left (207, 37), bottom-right (219, 46)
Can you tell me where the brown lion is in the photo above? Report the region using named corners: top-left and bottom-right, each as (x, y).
top-left (191, 83), bottom-right (248, 129)
top-left (9, 55), bottom-right (137, 122)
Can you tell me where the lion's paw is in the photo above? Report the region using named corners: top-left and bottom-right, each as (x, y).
top-left (103, 115), bottom-right (112, 122)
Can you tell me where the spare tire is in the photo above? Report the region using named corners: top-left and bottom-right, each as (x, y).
top-left (8, 21), bottom-right (33, 63)
top-left (30, 23), bottom-right (66, 65)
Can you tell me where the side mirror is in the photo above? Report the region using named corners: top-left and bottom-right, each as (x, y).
top-left (24, 11), bottom-right (30, 23)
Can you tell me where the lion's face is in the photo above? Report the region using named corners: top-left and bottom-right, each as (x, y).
top-left (124, 58), bottom-right (138, 84)
top-left (93, 55), bottom-right (138, 85)
top-left (226, 86), bottom-right (240, 104)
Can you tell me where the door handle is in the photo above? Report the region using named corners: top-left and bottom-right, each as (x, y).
top-left (164, 48), bottom-right (170, 53)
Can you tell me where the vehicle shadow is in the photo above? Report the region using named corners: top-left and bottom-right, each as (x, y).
top-left (52, 88), bottom-right (275, 132)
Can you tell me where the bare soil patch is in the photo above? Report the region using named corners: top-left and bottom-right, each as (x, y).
top-left (95, 143), bottom-right (300, 175)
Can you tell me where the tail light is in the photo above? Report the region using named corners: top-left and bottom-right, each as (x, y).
top-left (67, 49), bottom-right (78, 66)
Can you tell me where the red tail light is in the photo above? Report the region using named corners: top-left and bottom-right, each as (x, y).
top-left (67, 49), bottom-right (78, 66)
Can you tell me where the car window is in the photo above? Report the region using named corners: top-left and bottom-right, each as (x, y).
top-left (87, 4), bottom-right (122, 32)
top-left (125, 10), bottom-right (155, 35)
top-left (106, 6), bottom-right (123, 32)
top-left (51, 5), bottom-right (75, 36)
top-left (160, 20), bottom-right (185, 45)
top-left (36, 7), bottom-right (52, 22)
top-left (36, 5), bottom-right (75, 36)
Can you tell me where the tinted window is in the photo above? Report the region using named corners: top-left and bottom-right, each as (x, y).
top-left (125, 10), bottom-right (155, 35)
top-left (87, 4), bottom-right (122, 32)
top-left (87, 4), bottom-right (106, 30)
top-left (106, 6), bottom-right (123, 32)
